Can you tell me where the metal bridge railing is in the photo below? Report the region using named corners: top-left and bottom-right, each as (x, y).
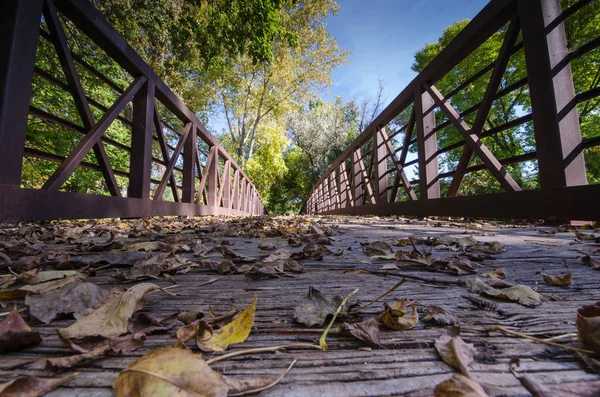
top-left (0, 0), bottom-right (265, 221)
top-left (305, 0), bottom-right (600, 220)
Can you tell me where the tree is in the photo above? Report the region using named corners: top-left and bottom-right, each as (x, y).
top-left (287, 98), bottom-right (358, 176)
top-left (214, 0), bottom-right (348, 165)
top-left (92, 0), bottom-right (298, 110)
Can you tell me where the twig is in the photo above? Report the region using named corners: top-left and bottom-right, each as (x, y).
top-left (489, 325), bottom-right (594, 354)
top-left (365, 269), bottom-right (466, 286)
top-left (199, 277), bottom-right (222, 286)
top-left (229, 360), bottom-right (297, 396)
top-left (320, 288), bottom-right (358, 350)
top-left (354, 279), bottom-right (406, 311)
top-left (543, 333), bottom-right (577, 342)
top-left (245, 287), bottom-right (281, 291)
top-left (206, 343), bottom-right (321, 365)
top-left (0, 307), bottom-right (26, 317)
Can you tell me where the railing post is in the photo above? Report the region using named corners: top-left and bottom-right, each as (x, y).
top-left (518, 0), bottom-right (587, 189)
top-left (129, 80), bottom-right (155, 199)
top-left (0, 0), bottom-right (43, 185)
top-left (375, 127), bottom-right (389, 204)
top-left (207, 146), bottom-right (218, 206)
top-left (331, 172), bottom-right (339, 210)
top-left (353, 149), bottom-right (363, 206)
top-left (222, 161), bottom-right (231, 209)
top-left (414, 89), bottom-right (440, 200)
top-left (182, 124), bottom-right (197, 203)
top-left (232, 169), bottom-right (239, 211)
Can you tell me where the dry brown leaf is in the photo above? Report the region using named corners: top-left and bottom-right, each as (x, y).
top-left (46, 334), bottom-right (145, 372)
top-left (423, 305), bottom-right (460, 326)
top-left (258, 242), bottom-right (276, 250)
top-left (25, 282), bottom-right (108, 324)
top-left (466, 241), bottom-right (504, 254)
top-left (22, 270), bottom-right (78, 284)
top-left (539, 272), bottom-right (572, 286)
top-left (376, 299), bottom-right (419, 330)
top-left (364, 241), bottom-right (394, 257)
top-left (470, 278), bottom-right (542, 307)
top-left (123, 241), bottom-right (166, 252)
top-left (293, 287), bottom-right (344, 327)
top-left (434, 374), bottom-right (490, 397)
top-left (113, 346), bottom-right (291, 397)
top-left (434, 328), bottom-right (476, 378)
top-left (0, 273), bottom-right (87, 299)
top-left (345, 318), bottom-right (381, 347)
top-left (577, 302), bottom-right (600, 353)
top-left (58, 283), bottom-right (160, 340)
top-left (581, 255), bottom-right (600, 270)
top-left (0, 306), bottom-right (42, 353)
top-left (0, 374), bottom-right (76, 397)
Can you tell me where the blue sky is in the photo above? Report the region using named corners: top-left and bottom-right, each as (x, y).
top-left (325, 0), bottom-right (488, 107)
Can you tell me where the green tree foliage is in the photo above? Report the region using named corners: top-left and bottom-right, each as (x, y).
top-left (215, 0), bottom-right (348, 164)
top-left (411, 0), bottom-right (600, 194)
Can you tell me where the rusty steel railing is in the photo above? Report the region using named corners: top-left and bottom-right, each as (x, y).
top-left (0, 0), bottom-right (265, 221)
top-left (305, 0), bottom-right (600, 220)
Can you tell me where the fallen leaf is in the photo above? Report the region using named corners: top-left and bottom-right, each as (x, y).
top-left (539, 272), bottom-right (572, 286)
top-left (0, 374), bottom-right (76, 397)
top-left (0, 306), bottom-right (42, 352)
top-left (185, 296), bottom-right (257, 352)
top-left (58, 283), bottom-right (160, 340)
top-left (581, 255), bottom-right (600, 270)
top-left (288, 237), bottom-right (302, 247)
top-left (576, 231), bottom-right (597, 241)
top-left (0, 273), bottom-right (87, 299)
top-left (435, 328), bottom-right (476, 378)
top-left (113, 346), bottom-right (292, 397)
top-left (466, 241), bottom-right (504, 254)
top-left (258, 242), bottom-right (276, 250)
top-left (128, 313), bottom-right (170, 335)
top-left (434, 374), bottom-right (489, 397)
top-left (46, 334), bottom-right (146, 372)
top-left (364, 241), bottom-right (393, 257)
top-left (577, 302), bottom-right (600, 353)
top-left (345, 318), bottom-right (381, 347)
top-left (376, 299), bottom-right (419, 330)
top-left (25, 282), bottom-right (108, 324)
top-left (470, 278), bottom-right (542, 307)
top-left (215, 246), bottom-right (257, 263)
top-left (22, 270), bottom-right (79, 284)
top-left (113, 252), bottom-right (195, 281)
top-left (123, 241), bottom-right (166, 252)
top-left (423, 305), bottom-right (460, 326)
top-left (293, 287), bottom-right (343, 327)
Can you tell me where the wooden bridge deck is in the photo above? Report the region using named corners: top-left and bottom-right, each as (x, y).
top-left (1, 215), bottom-right (599, 396)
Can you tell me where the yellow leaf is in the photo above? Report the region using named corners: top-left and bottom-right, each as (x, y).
top-left (195, 296), bottom-right (257, 352)
top-left (114, 347), bottom-right (229, 397)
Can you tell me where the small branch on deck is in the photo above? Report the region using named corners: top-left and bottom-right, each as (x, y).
top-left (488, 325), bottom-right (595, 354)
top-left (205, 343), bottom-right (322, 365)
top-left (363, 269), bottom-right (466, 286)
